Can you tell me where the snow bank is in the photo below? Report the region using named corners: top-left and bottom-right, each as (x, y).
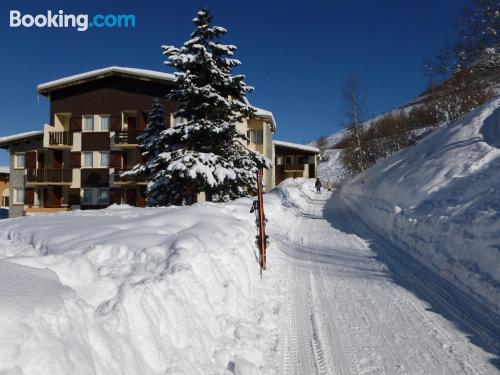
top-left (0, 200), bottom-right (281, 375)
top-left (339, 97), bottom-right (500, 310)
top-left (265, 178), bottom-right (318, 212)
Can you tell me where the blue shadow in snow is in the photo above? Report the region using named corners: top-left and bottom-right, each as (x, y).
top-left (323, 191), bottom-right (500, 369)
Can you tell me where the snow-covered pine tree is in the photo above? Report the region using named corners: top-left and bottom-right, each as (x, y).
top-left (121, 98), bottom-right (168, 206)
top-left (152, 7), bottom-right (270, 205)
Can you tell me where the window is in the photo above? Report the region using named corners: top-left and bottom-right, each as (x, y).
top-left (83, 152), bottom-right (93, 167)
top-left (83, 116), bottom-right (94, 131)
top-left (100, 115), bottom-right (110, 131)
top-left (277, 156), bottom-right (283, 165)
top-left (172, 114), bottom-right (185, 127)
top-left (14, 153), bottom-right (25, 169)
top-left (98, 189), bottom-right (109, 204)
top-left (83, 189), bottom-right (93, 204)
top-left (100, 152), bottom-right (110, 167)
top-left (14, 189), bottom-right (24, 204)
top-left (83, 188), bottom-right (109, 205)
top-left (248, 130), bottom-right (263, 145)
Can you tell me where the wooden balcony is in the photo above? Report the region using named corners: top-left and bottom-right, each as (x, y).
top-left (26, 168), bottom-right (72, 185)
top-left (283, 164), bottom-right (306, 172)
top-left (48, 131), bottom-right (73, 148)
top-left (113, 130), bottom-right (142, 147)
top-left (113, 169), bottom-right (146, 185)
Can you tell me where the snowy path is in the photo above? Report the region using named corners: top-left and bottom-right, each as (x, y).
top-left (271, 190), bottom-right (499, 375)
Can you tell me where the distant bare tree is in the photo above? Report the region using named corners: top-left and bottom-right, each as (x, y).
top-left (341, 76), bottom-right (367, 183)
top-left (316, 135), bottom-right (329, 150)
top-left (425, 0), bottom-right (499, 79)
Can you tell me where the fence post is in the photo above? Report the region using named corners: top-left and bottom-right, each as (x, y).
top-left (257, 169), bottom-right (267, 270)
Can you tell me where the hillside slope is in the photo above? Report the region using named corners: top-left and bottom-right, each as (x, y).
top-left (339, 96), bottom-right (500, 310)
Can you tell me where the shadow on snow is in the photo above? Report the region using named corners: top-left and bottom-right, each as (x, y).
top-left (321, 190), bottom-right (500, 369)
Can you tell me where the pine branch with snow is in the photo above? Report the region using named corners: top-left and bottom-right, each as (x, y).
top-left (121, 99), bottom-right (168, 206)
top-left (153, 7), bottom-right (270, 205)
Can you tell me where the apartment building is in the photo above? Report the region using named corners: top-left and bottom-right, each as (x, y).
top-left (273, 141), bottom-right (320, 185)
top-left (0, 67), bottom-right (318, 217)
top-left (0, 167), bottom-right (9, 208)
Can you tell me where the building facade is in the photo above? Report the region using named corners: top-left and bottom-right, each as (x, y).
top-left (273, 141), bottom-right (320, 185)
top-left (0, 168), bottom-right (9, 209)
top-left (0, 67), bottom-right (318, 218)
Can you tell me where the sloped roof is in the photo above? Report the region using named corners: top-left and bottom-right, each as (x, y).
top-left (273, 140), bottom-right (320, 154)
top-left (37, 66), bottom-right (277, 130)
top-left (0, 131), bottom-right (43, 149)
top-left (37, 66), bottom-right (177, 95)
top-left (252, 106), bottom-right (277, 131)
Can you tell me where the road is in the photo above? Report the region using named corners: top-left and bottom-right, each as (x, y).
top-left (270, 190), bottom-right (499, 375)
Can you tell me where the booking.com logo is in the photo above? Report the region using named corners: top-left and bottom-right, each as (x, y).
top-left (9, 10), bottom-right (136, 31)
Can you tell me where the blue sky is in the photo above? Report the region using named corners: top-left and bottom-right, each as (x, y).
top-left (0, 0), bottom-right (468, 166)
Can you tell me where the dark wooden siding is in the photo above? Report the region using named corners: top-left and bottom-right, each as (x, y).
top-left (81, 132), bottom-right (110, 151)
top-left (25, 188), bottom-right (35, 205)
top-left (110, 115), bottom-right (121, 131)
top-left (137, 187), bottom-right (146, 207)
top-left (50, 77), bottom-right (178, 126)
top-left (81, 168), bottom-right (109, 187)
top-left (70, 152), bottom-right (81, 168)
top-left (110, 151), bottom-right (122, 168)
top-left (110, 188), bottom-right (122, 204)
top-left (165, 113), bottom-right (172, 128)
top-left (70, 116), bottom-right (82, 131)
top-left (26, 152), bottom-right (36, 169)
top-left (69, 188), bottom-right (81, 205)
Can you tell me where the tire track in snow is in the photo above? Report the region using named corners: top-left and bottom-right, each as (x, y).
top-left (271, 186), bottom-right (498, 375)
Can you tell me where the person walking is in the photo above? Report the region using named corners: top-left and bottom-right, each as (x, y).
top-left (315, 178), bottom-right (322, 194)
top-left (327, 177), bottom-right (334, 192)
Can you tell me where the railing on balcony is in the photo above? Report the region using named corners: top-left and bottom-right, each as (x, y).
top-left (283, 164), bottom-right (306, 172)
top-left (114, 130), bottom-right (142, 145)
top-left (49, 131), bottom-right (73, 146)
top-left (26, 169), bottom-right (72, 184)
top-left (113, 169), bottom-right (146, 184)
top-left (27, 204), bottom-right (70, 209)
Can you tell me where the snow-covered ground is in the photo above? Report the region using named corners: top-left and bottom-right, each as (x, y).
top-left (339, 96), bottom-right (500, 311)
top-left (1, 97), bottom-right (500, 375)
top-left (268, 179), bottom-right (499, 374)
top-left (0, 202), bottom-right (281, 375)
top-left (0, 176), bottom-right (498, 373)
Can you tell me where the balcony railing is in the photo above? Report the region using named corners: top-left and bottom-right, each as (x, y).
top-left (113, 169), bottom-right (146, 184)
top-left (27, 169), bottom-right (72, 184)
top-left (283, 164), bottom-right (306, 172)
top-left (49, 131), bottom-right (73, 146)
top-left (114, 130), bottom-right (142, 145)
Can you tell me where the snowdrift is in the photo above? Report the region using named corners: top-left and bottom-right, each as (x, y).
top-left (0, 201), bottom-right (282, 375)
top-left (339, 97), bottom-right (500, 310)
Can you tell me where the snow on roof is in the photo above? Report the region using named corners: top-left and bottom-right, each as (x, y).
top-left (273, 140), bottom-right (320, 154)
top-left (0, 166), bottom-right (9, 174)
top-left (37, 66), bottom-right (177, 94)
top-left (253, 106), bottom-right (277, 130)
top-left (0, 131), bottom-right (43, 147)
top-left (37, 66), bottom-right (277, 129)
top-left (241, 97), bottom-right (276, 130)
